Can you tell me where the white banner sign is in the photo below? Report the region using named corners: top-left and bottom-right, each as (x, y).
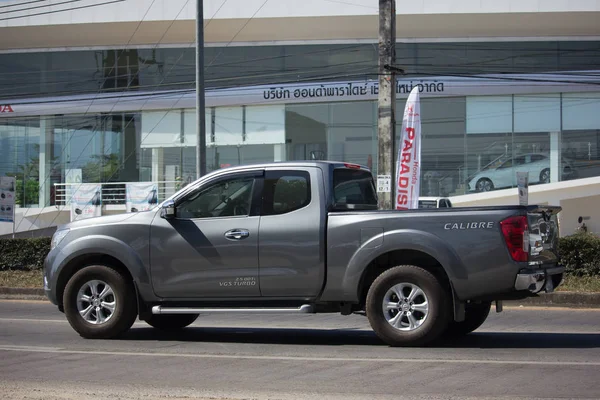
top-left (0, 176), bottom-right (16, 223)
top-left (395, 86), bottom-right (422, 210)
top-left (2, 71), bottom-right (600, 118)
top-left (70, 183), bottom-right (102, 221)
top-left (126, 182), bottom-right (158, 213)
top-left (517, 171), bottom-right (529, 206)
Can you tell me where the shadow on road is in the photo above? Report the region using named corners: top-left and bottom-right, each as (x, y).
top-left (119, 327), bottom-right (600, 348)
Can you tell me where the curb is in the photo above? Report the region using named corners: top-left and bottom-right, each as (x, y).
top-left (505, 292), bottom-right (600, 308)
top-left (0, 287), bottom-right (47, 301)
top-left (1, 287), bottom-right (600, 307)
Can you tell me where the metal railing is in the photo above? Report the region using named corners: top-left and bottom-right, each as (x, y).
top-left (53, 181), bottom-right (179, 206)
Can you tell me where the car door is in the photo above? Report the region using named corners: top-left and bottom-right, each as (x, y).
top-left (492, 158), bottom-right (514, 188)
top-left (150, 170), bottom-right (263, 298)
top-left (258, 167), bottom-right (326, 297)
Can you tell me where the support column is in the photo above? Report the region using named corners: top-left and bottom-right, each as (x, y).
top-left (39, 116), bottom-right (54, 208)
top-left (151, 147), bottom-right (164, 183)
top-left (122, 115), bottom-right (139, 182)
top-left (273, 144), bottom-right (285, 162)
top-left (550, 131), bottom-right (561, 183)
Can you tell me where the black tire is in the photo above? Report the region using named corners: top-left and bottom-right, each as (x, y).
top-left (540, 168), bottom-right (550, 184)
top-left (366, 265), bottom-right (451, 347)
top-left (476, 178), bottom-right (494, 192)
top-left (144, 314), bottom-right (199, 331)
top-left (63, 265), bottom-right (137, 339)
top-left (444, 301), bottom-right (491, 337)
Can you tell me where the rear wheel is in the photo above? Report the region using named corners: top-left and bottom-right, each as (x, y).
top-left (63, 265), bottom-right (137, 339)
top-left (144, 314), bottom-right (199, 331)
top-left (445, 302), bottom-right (491, 337)
top-left (366, 265), bottom-right (451, 347)
top-left (540, 168), bottom-right (550, 184)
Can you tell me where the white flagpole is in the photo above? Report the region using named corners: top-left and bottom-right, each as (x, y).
top-left (394, 86), bottom-right (422, 210)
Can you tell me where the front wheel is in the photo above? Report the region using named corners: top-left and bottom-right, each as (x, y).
top-left (476, 178), bottom-right (494, 192)
top-left (444, 302), bottom-right (491, 337)
top-left (144, 314), bottom-right (199, 331)
top-left (366, 265), bottom-right (451, 347)
top-left (63, 265), bottom-right (137, 339)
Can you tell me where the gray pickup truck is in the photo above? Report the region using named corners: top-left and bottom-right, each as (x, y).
top-left (44, 161), bottom-right (564, 346)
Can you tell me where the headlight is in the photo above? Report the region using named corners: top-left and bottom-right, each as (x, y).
top-left (51, 229), bottom-right (70, 250)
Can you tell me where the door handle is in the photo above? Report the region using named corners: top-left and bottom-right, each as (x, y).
top-left (224, 229), bottom-right (250, 240)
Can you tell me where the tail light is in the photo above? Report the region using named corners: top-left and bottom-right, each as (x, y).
top-left (344, 163), bottom-right (361, 169)
top-left (500, 215), bottom-right (529, 262)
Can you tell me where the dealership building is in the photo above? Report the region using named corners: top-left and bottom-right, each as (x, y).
top-left (1, 0), bottom-right (600, 236)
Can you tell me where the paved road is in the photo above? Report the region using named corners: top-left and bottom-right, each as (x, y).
top-left (1, 300), bottom-right (600, 400)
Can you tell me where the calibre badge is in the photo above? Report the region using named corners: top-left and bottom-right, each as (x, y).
top-left (444, 222), bottom-right (494, 230)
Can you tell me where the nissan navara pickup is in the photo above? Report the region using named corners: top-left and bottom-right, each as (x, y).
top-left (44, 161), bottom-right (564, 346)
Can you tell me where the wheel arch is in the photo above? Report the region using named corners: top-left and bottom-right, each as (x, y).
top-left (338, 229), bottom-right (468, 319)
top-left (357, 249), bottom-right (453, 309)
top-left (53, 235), bottom-right (150, 313)
top-left (55, 253), bottom-right (134, 311)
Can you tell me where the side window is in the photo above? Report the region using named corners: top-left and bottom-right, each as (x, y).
top-left (514, 156), bottom-right (527, 166)
top-left (531, 154), bottom-right (545, 163)
top-left (262, 171), bottom-right (311, 216)
top-left (176, 176), bottom-right (255, 219)
top-left (333, 169), bottom-right (378, 206)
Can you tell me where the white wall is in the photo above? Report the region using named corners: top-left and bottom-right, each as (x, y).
top-left (2, 0), bottom-right (600, 50)
top-left (450, 176), bottom-right (600, 236)
top-left (3, 0), bottom-right (600, 27)
top-left (558, 195), bottom-right (600, 236)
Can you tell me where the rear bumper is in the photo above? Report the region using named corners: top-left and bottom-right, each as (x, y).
top-left (514, 265), bottom-right (565, 294)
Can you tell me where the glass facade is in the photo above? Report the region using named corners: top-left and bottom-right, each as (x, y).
top-left (3, 41), bottom-right (600, 99)
top-left (1, 41), bottom-right (600, 220)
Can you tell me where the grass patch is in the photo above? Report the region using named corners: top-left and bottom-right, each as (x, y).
top-left (1, 270), bottom-right (600, 293)
top-left (0, 270), bottom-right (43, 288)
top-left (557, 275), bottom-right (600, 293)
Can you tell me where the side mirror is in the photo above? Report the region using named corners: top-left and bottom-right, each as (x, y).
top-left (160, 200), bottom-right (175, 219)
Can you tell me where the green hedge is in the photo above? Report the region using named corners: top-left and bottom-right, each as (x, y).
top-left (1, 232), bottom-right (600, 277)
top-left (0, 238), bottom-right (51, 271)
top-left (558, 231), bottom-right (600, 277)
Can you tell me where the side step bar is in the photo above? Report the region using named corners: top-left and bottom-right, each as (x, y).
top-left (151, 304), bottom-right (315, 315)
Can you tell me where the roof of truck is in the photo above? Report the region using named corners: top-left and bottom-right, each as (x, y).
top-left (213, 160), bottom-right (370, 173)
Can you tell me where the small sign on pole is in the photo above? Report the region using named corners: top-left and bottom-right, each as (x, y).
top-left (517, 172), bottom-right (529, 206)
top-left (377, 175), bottom-right (391, 193)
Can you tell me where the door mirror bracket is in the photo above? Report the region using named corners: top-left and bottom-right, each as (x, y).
top-left (160, 200), bottom-right (175, 219)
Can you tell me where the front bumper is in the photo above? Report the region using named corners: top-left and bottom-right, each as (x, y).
top-left (514, 265), bottom-right (565, 294)
top-left (43, 253), bottom-right (58, 306)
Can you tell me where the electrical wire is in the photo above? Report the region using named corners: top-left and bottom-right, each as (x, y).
top-left (206, 0), bottom-right (270, 68)
top-left (3, 9), bottom-right (600, 228)
top-left (20, 0), bottom-right (239, 230)
top-left (0, 0), bottom-right (125, 21)
top-left (0, 0), bottom-right (82, 15)
top-left (0, 0), bottom-right (47, 9)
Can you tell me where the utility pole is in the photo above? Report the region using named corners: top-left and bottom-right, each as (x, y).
top-left (376, 0), bottom-right (396, 210)
top-left (196, 0), bottom-right (207, 179)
